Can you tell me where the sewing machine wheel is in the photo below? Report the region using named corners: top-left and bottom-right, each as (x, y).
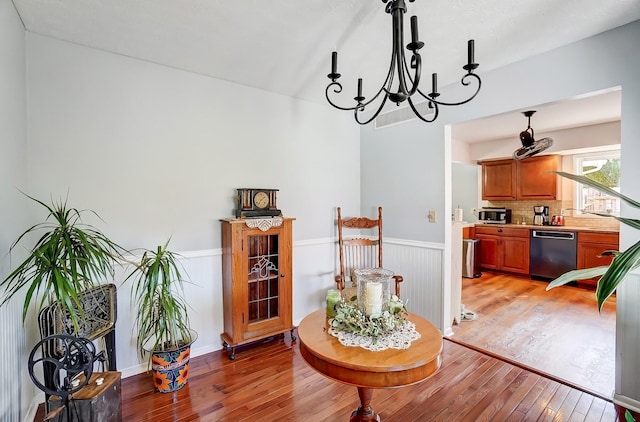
top-left (28, 334), bottom-right (95, 397)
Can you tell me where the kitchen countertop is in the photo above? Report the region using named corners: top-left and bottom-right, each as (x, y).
top-left (473, 223), bottom-right (619, 234)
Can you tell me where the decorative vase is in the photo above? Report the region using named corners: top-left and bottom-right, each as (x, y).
top-left (149, 331), bottom-right (197, 393)
top-left (354, 268), bottom-right (393, 318)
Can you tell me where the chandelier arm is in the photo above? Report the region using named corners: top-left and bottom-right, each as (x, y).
top-left (325, 82), bottom-right (387, 112)
top-left (354, 95), bottom-right (390, 125)
top-left (407, 97), bottom-right (439, 123)
top-left (326, 38), bottom-right (398, 113)
top-left (405, 52), bottom-right (422, 97)
top-left (416, 73), bottom-right (482, 107)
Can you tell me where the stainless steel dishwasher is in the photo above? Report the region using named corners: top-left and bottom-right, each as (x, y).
top-left (530, 230), bottom-right (577, 280)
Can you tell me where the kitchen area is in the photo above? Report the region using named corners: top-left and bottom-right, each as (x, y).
top-left (448, 89), bottom-right (622, 400)
top-left (451, 151), bottom-right (620, 398)
top-left (458, 153), bottom-right (620, 286)
top-left (451, 89), bottom-right (622, 286)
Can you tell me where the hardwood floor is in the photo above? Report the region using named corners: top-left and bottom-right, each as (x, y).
top-left (114, 334), bottom-right (618, 421)
top-left (451, 271), bottom-right (616, 399)
top-left (34, 272), bottom-right (621, 421)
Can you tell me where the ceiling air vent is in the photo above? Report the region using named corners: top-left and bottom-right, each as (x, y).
top-left (374, 101), bottom-right (435, 129)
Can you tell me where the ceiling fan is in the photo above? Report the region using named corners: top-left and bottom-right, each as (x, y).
top-left (513, 110), bottom-right (554, 160)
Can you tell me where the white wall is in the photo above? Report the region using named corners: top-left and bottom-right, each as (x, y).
top-left (0, 2), bottom-right (29, 421)
top-left (6, 31), bottom-right (362, 415)
top-left (26, 33), bottom-right (360, 251)
top-left (452, 162), bottom-right (479, 224)
top-left (360, 19), bottom-right (640, 410)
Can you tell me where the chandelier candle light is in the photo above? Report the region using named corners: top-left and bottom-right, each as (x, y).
top-left (326, 0), bottom-right (481, 125)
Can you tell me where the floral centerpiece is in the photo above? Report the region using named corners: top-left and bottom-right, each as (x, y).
top-left (329, 294), bottom-right (408, 342)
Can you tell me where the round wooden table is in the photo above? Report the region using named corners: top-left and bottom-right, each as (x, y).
top-left (298, 309), bottom-right (443, 421)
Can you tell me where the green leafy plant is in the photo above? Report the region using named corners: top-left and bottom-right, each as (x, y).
top-left (546, 172), bottom-right (640, 311)
top-left (330, 295), bottom-right (407, 342)
top-left (0, 194), bottom-right (124, 330)
top-left (125, 240), bottom-right (194, 361)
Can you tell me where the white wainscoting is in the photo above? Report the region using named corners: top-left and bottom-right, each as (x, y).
top-left (116, 237), bottom-right (447, 378)
top-left (17, 236), bottom-right (447, 415)
top-left (0, 298), bottom-right (23, 422)
top-left (382, 238), bottom-right (446, 331)
top-left (117, 239), bottom-right (340, 378)
top-left (614, 270), bottom-right (640, 413)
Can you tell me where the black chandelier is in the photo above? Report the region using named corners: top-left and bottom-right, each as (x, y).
top-left (326, 0), bottom-right (481, 125)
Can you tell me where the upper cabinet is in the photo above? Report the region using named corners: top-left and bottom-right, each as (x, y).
top-left (482, 155), bottom-right (561, 200)
top-left (482, 159), bottom-right (516, 200)
top-left (516, 155), bottom-right (561, 200)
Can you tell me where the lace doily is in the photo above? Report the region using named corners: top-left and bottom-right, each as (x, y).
top-left (244, 216), bottom-right (283, 231)
top-left (328, 320), bottom-right (421, 351)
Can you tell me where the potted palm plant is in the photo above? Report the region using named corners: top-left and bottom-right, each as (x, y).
top-left (125, 240), bottom-right (196, 393)
top-left (546, 171), bottom-right (640, 422)
top-left (0, 194), bottom-right (124, 331)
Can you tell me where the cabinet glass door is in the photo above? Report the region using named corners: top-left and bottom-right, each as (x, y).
top-left (246, 233), bottom-right (280, 323)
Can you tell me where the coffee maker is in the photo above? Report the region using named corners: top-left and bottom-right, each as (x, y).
top-left (533, 206), bottom-right (549, 225)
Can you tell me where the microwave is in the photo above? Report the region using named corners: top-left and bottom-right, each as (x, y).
top-left (478, 207), bottom-right (512, 224)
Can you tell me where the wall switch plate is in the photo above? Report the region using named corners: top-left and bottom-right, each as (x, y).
top-left (428, 210), bottom-right (436, 223)
top-left (561, 208), bottom-right (569, 216)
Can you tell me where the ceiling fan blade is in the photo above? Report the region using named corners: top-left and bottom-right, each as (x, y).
top-left (513, 137), bottom-right (554, 160)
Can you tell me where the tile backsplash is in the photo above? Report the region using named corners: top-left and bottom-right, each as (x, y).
top-left (487, 200), bottom-right (620, 230)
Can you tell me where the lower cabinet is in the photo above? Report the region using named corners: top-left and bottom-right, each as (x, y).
top-left (472, 226), bottom-right (619, 283)
top-left (475, 226), bottom-right (530, 275)
top-left (577, 231), bottom-right (619, 287)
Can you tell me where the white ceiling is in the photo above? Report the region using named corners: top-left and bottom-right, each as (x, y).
top-left (451, 88), bottom-right (622, 144)
top-left (12, 0), bottom-right (639, 140)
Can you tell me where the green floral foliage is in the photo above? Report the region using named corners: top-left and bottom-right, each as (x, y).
top-left (330, 295), bottom-right (407, 342)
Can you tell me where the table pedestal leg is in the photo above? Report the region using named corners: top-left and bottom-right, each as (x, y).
top-left (350, 387), bottom-right (380, 422)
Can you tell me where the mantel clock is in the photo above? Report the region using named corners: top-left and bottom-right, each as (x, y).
top-left (235, 188), bottom-right (282, 218)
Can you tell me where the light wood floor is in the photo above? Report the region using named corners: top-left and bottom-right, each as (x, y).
top-left (450, 271), bottom-right (616, 399)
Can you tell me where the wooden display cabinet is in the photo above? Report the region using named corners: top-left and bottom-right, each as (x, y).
top-left (220, 217), bottom-right (295, 360)
top-left (475, 226), bottom-right (530, 275)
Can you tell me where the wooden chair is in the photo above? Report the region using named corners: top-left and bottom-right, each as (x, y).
top-left (335, 206), bottom-right (403, 297)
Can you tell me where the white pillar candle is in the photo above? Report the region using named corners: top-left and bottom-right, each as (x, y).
top-left (364, 282), bottom-right (383, 317)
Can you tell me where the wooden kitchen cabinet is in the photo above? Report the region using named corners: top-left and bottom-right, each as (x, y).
top-left (482, 159), bottom-right (516, 200)
top-left (577, 231), bottom-right (619, 287)
top-left (475, 226), bottom-right (530, 275)
top-left (220, 218), bottom-right (295, 360)
top-left (516, 155), bottom-right (561, 200)
top-left (481, 155), bottom-right (560, 200)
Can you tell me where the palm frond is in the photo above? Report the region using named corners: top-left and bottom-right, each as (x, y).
top-left (125, 240), bottom-right (194, 362)
top-left (0, 194), bottom-right (125, 332)
top-left (555, 172), bottom-right (640, 209)
top-left (549, 172), bottom-right (640, 312)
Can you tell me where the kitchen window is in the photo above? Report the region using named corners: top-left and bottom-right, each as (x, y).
top-left (574, 151), bottom-right (621, 216)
